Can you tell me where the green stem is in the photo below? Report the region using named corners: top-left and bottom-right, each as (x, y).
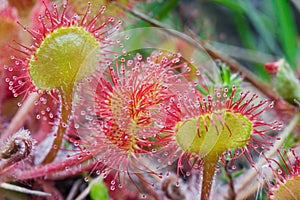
top-left (42, 88), bottom-right (73, 164)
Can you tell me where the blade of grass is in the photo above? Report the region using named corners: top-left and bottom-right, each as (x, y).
top-left (239, 1), bottom-right (277, 53)
top-left (273, 0), bottom-right (298, 67)
top-left (229, 10), bottom-right (270, 81)
top-left (208, 0), bottom-right (271, 80)
top-left (209, 0), bottom-right (244, 14)
top-left (150, 0), bottom-right (179, 20)
top-left (209, 0), bottom-right (277, 52)
top-left (231, 14), bottom-right (256, 50)
top-left (131, 0), bottom-right (179, 28)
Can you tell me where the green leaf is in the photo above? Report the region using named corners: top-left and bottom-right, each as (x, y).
top-left (152, 0), bottom-right (179, 20)
top-left (273, 0), bottom-right (298, 67)
top-left (89, 179), bottom-right (109, 200)
top-left (220, 64), bottom-right (231, 85)
top-left (231, 14), bottom-right (256, 50)
top-left (283, 128), bottom-right (298, 149)
top-left (232, 169), bottom-right (244, 178)
top-left (207, 1), bottom-right (273, 80)
top-left (132, 0), bottom-right (179, 28)
top-left (209, 0), bottom-right (244, 14)
top-left (196, 84), bottom-right (209, 96)
top-left (239, 1), bottom-right (277, 53)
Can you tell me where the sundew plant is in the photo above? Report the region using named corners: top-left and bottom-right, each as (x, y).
top-left (0, 1), bottom-right (299, 200)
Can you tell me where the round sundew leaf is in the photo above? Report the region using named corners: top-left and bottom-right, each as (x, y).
top-left (272, 176), bottom-right (300, 200)
top-left (175, 117), bottom-right (200, 154)
top-left (175, 111), bottom-right (252, 159)
top-left (214, 112), bottom-right (252, 151)
top-left (29, 26), bottom-right (100, 91)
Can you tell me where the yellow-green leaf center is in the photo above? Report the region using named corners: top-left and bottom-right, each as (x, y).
top-left (175, 110), bottom-right (252, 158)
top-left (29, 26), bottom-right (100, 91)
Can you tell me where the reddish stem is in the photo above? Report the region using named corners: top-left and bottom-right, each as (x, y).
top-left (42, 89), bottom-right (72, 164)
top-left (14, 152), bottom-right (93, 180)
top-left (201, 154), bottom-right (219, 200)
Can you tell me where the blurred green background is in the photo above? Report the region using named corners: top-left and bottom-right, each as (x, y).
top-left (131, 0), bottom-right (300, 81)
